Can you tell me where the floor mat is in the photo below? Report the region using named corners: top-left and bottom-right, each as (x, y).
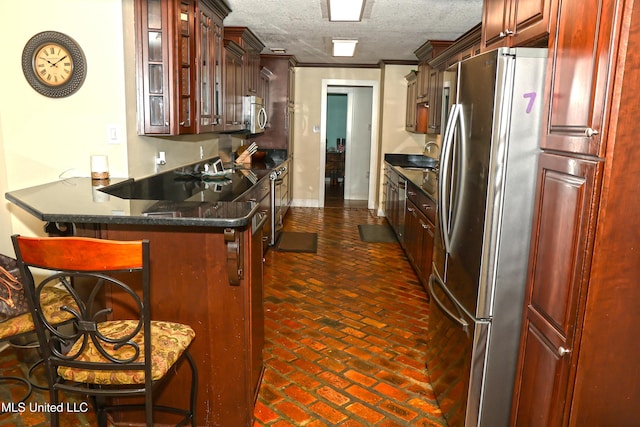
top-left (358, 224), bottom-right (397, 243)
top-left (276, 232), bottom-right (318, 253)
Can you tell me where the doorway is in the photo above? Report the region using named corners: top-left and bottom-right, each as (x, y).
top-left (319, 79), bottom-right (379, 209)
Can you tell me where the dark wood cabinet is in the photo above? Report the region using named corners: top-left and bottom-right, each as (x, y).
top-left (481, 0), bottom-right (555, 51)
top-left (224, 27), bottom-right (265, 97)
top-left (406, 182), bottom-right (435, 289)
top-left (91, 222), bottom-right (264, 427)
top-left (259, 55), bottom-right (297, 152)
top-left (197, 0), bottom-right (225, 132)
top-left (383, 165), bottom-right (401, 238)
top-left (511, 0), bottom-right (640, 425)
top-left (134, 0), bottom-right (230, 135)
top-left (427, 68), bottom-right (444, 133)
top-left (223, 40), bottom-right (245, 131)
top-left (405, 71), bottom-right (429, 134)
top-left (511, 153), bottom-right (601, 426)
top-left (541, 0), bottom-right (616, 157)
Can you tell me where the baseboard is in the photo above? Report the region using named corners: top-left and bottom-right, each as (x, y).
top-left (291, 199), bottom-right (320, 208)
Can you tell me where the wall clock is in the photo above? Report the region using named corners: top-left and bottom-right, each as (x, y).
top-left (21, 31), bottom-right (87, 98)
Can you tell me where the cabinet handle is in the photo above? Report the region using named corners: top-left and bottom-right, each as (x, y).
top-left (585, 128), bottom-right (599, 137)
top-left (407, 207), bottom-right (415, 212)
top-left (558, 346), bottom-right (571, 357)
top-left (421, 223), bottom-right (430, 230)
top-left (422, 204), bottom-right (432, 210)
top-left (408, 191), bottom-right (416, 196)
top-left (500, 29), bottom-right (515, 37)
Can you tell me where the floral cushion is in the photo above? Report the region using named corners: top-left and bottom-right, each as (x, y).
top-left (57, 320), bottom-right (195, 385)
top-left (0, 284), bottom-right (77, 341)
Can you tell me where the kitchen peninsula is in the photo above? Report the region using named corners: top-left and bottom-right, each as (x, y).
top-left (5, 159), bottom-right (271, 427)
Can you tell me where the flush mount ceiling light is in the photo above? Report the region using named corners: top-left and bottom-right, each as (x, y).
top-left (332, 39), bottom-right (358, 57)
top-left (328, 0), bottom-right (365, 22)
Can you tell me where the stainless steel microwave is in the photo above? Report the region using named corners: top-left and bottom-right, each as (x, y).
top-left (243, 96), bottom-right (268, 134)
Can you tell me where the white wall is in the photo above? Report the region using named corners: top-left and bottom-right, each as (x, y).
top-left (0, 0), bottom-right (130, 250)
top-left (0, 0), bottom-right (223, 253)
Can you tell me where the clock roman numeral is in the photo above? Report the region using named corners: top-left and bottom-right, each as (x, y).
top-left (40, 68), bottom-right (47, 76)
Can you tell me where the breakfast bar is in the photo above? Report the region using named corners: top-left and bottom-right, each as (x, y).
top-left (5, 160), bottom-right (271, 426)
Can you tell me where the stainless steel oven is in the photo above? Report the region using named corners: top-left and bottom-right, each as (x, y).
top-left (269, 159), bottom-right (290, 245)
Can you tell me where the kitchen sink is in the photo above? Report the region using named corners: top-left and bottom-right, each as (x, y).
top-left (384, 153), bottom-right (438, 170)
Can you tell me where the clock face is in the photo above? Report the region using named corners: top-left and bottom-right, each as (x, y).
top-left (22, 31), bottom-right (86, 98)
top-left (34, 43), bottom-right (73, 87)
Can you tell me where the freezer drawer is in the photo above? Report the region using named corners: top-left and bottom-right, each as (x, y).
top-left (427, 268), bottom-right (490, 427)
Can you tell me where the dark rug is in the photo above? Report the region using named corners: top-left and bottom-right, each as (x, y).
top-left (276, 232), bottom-right (318, 253)
top-left (358, 224), bottom-right (397, 243)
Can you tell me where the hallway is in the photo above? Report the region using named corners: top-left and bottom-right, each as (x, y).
top-left (256, 207), bottom-right (446, 426)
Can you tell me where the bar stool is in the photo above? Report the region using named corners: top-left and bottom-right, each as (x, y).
top-left (0, 280), bottom-right (78, 412)
top-left (12, 235), bottom-right (198, 427)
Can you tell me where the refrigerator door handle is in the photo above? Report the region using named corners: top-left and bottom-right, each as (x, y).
top-left (429, 271), bottom-right (470, 335)
top-left (438, 103), bottom-right (461, 253)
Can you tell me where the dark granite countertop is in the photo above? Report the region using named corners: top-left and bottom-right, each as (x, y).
top-left (384, 153), bottom-right (438, 202)
top-left (5, 158), bottom-right (282, 228)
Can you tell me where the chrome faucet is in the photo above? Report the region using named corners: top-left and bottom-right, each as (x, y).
top-left (424, 140), bottom-right (439, 155)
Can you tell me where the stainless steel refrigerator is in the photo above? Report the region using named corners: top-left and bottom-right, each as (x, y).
top-left (426, 47), bottom-right (547, 427)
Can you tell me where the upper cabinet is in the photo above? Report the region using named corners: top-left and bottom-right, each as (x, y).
top-left (197, 0), bottom-right (226, 133)
top-left (481, 0), bottom-right (555, 51)
top-left (223, 40), bottom-right (245, 131)
top-left (259, 55), bottom-right (297, 152)
top-left (135, 0), bottom-right (231, 136)
top-left (224, 27), bottom-right (265, 97)
top-left (405, 26), bottom-right (481, 136)
top-left (541, 0), bottom-right (617, 157)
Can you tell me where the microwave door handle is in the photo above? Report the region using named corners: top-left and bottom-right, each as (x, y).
top-left (438, 104), bottom-right (460, 254)
top-left (258, 107), bottom-right (268, 129)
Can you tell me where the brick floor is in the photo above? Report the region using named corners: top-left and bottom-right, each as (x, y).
top-left (0, 206), bottom-right (446, 426)
top-left (256, 207), bottom-right (445, 426)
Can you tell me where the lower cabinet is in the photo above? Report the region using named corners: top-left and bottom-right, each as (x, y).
top-left (511, 153), bottom-right (601, 426)
top-left (405, 181), bottom-right (436, 289)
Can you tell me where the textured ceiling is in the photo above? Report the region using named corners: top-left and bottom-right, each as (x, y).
top-left (223, 0), bottom-right (484, 65)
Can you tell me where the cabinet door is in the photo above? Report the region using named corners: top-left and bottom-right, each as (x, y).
top-left (511, 153), bottom-right (601, 427)
top-left (405, 77), bottom-right (417, 131)
top-left (542, 0), bottom-right (620, 156)
top-left (197, 0), bottom-right (224, 132)
top-left (177, 0), bottom-right (197, 134)
top-left (405, 200), bottom-right (420, 262)
top-left (427, 68), bottom-right (443, 133)
top-left (482, 0), bottom-right (510, 50)
top-left (509, 0), bottom-right (555, 47)
top-left (224, 43), bottom-right (244, 130)
top-left (483, 0), bottom-right (554, 51)
top-left (417, 61), bottom-right (430, 102)
top-left (136, 0), bottom-right (171, 134)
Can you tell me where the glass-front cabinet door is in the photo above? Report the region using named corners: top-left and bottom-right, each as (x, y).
top-left (137, 0), bottom-right (170, 134)
top-left (135, 0), bottom-right (229, 135)
top-left (198, 0), bottom-right (225, 133)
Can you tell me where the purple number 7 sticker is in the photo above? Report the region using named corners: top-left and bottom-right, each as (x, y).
top-left (523, 92), bottom-right (537, 113)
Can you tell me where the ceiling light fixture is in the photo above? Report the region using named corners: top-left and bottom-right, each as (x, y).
top-left (328, 0), bottom-right (365, 22)
top-left (332, 40), bottom-right (358, 57)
